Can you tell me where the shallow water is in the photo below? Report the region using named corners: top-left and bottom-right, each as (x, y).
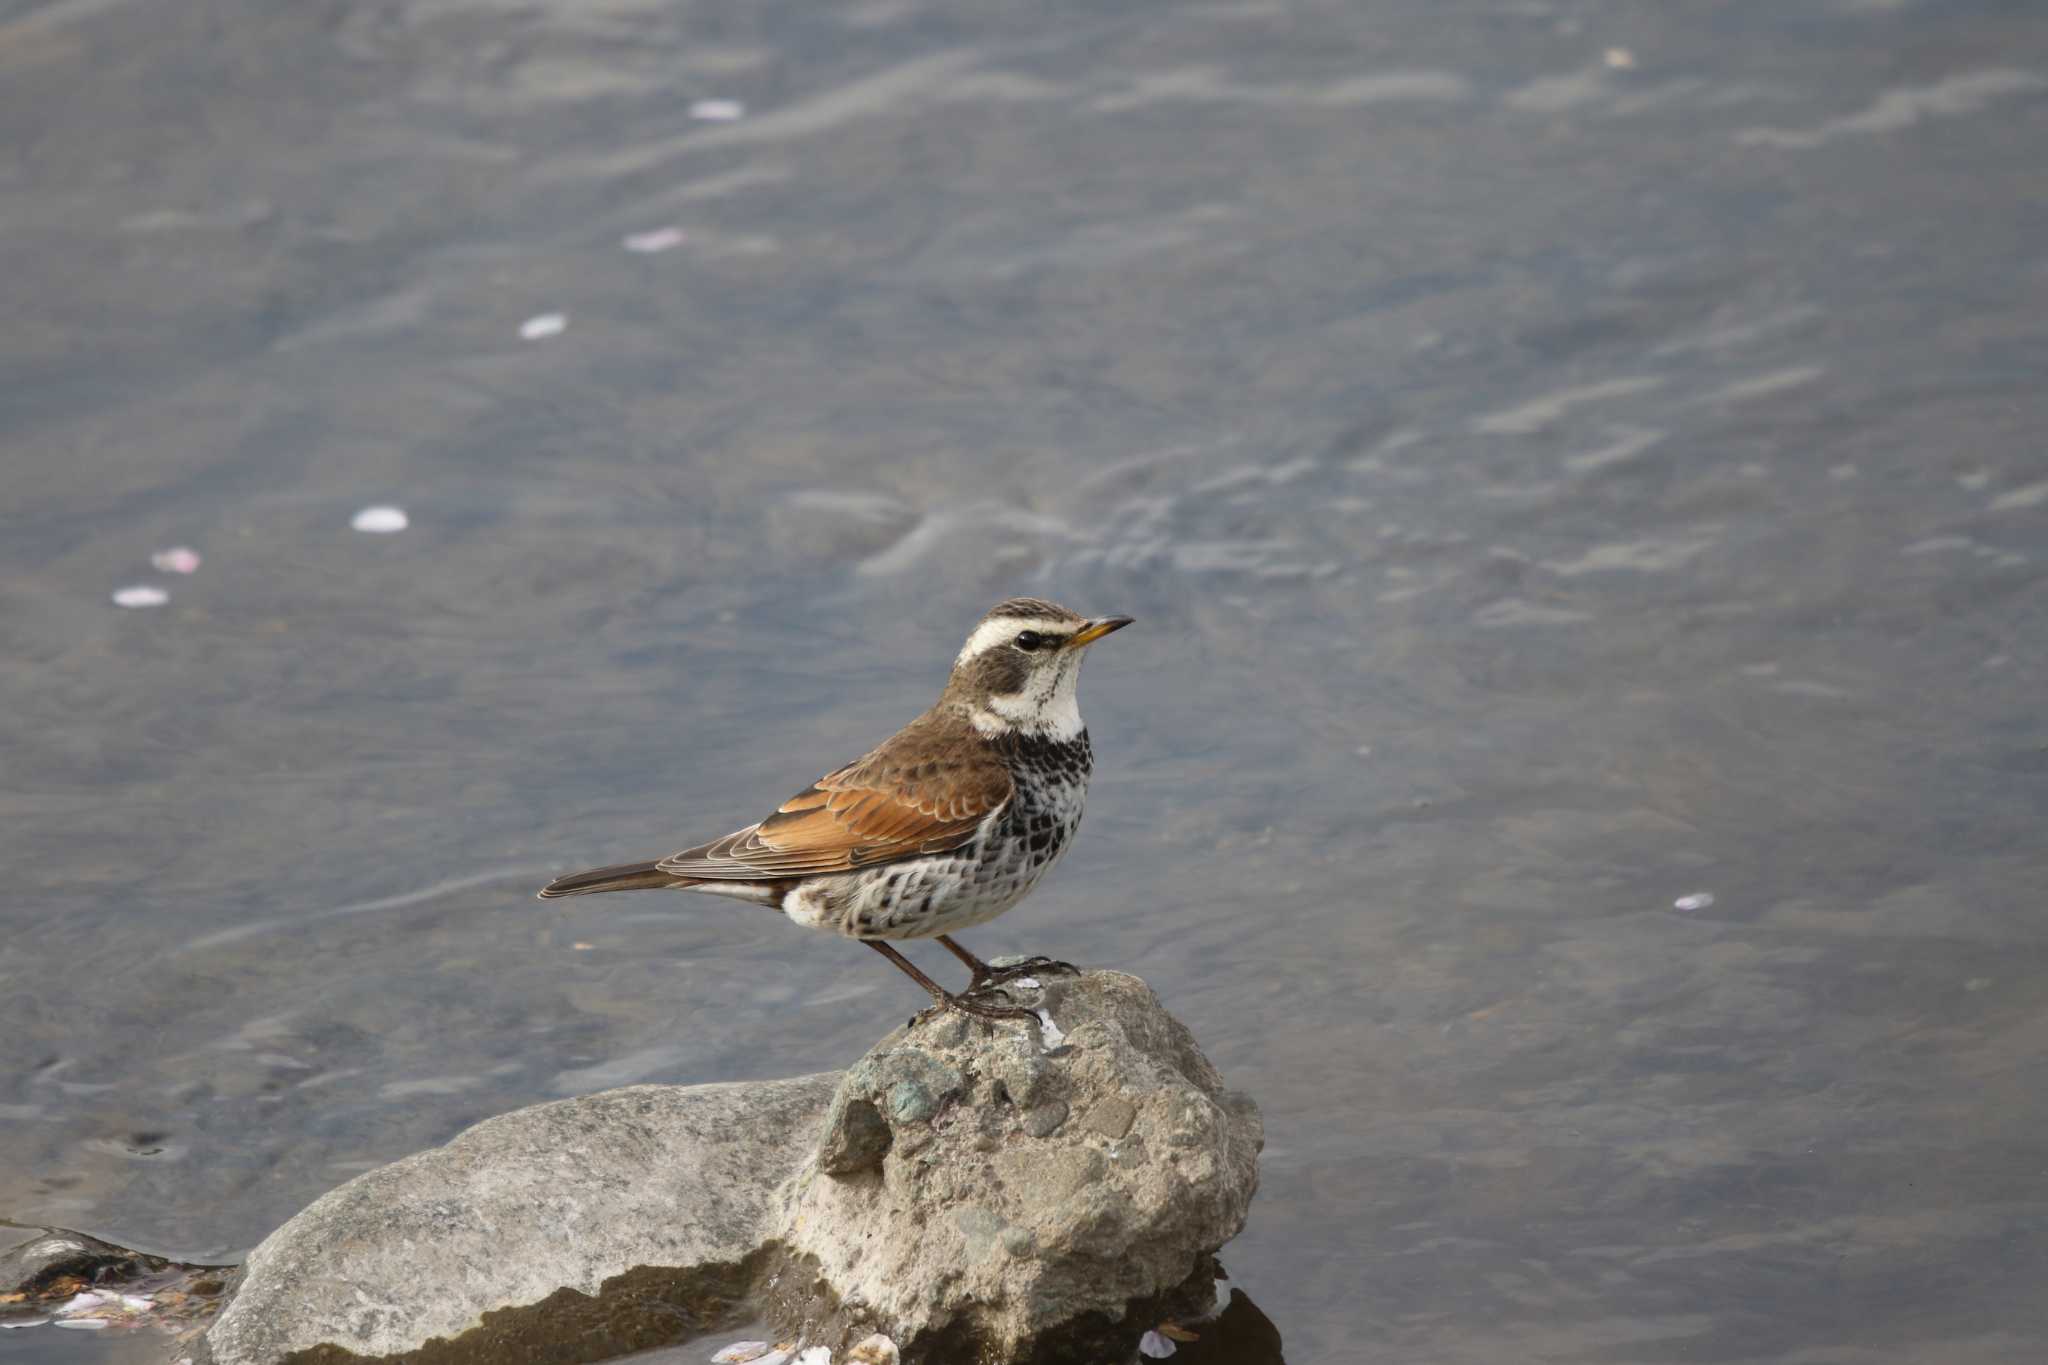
top-left (4, 0), bottom-right (2048, 1360)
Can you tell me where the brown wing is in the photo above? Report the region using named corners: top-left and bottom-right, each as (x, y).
top-left (656, 714), bottom-right (1011, 881)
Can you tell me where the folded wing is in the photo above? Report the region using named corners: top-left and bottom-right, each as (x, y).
top-left (657, 722), bottom-right (1011, 881)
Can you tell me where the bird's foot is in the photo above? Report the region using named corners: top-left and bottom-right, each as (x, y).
top-left (911, 989), bottom-right (1041, 1029)
top-left (978, 955), bottom-right (1081, 986)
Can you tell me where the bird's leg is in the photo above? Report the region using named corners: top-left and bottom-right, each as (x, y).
top-left (935, 934), bottom-right (997, 989)
top-left (865, 941), bottom-right (1038, 1025)
top-left (936, 935), bottom-right (1080, 990)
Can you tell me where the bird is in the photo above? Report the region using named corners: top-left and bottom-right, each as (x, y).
top-left (539, 597), bottom-right (1133, 1025)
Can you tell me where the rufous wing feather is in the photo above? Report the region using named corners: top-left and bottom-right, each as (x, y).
top-left (655, 716), bottom-right (1012, 881)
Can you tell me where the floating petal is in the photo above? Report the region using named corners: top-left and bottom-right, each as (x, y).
top-left (112, 585), bottom-right (168, 608)
top-left (624, 227), bottom-right (686, 253)
top-left (351, 505), bottom-right (409, 533)
top-left (151, 547), bottom-right (202, 573)
top-left (519, 313), bottom-right (567, 341)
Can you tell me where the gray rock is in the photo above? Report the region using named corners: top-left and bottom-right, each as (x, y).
top-left (1082, 1094), bottom-right (1138, 1140)
top-left (774, 971), bottom-right (1263, 1363)
top-left (197, 971), bottom-right (1260, 1365)
top-left (202, 1075), bottom-right (838, 1365)
top-left (992, 1043), bottom-right (1053, 1109)
top-left (817, 1094), bottom-right (894, 1175)
top-left (1022, 1098), bottom-right (1069, 1138)
top-left (888, 1078), bottom-right (936, 1123)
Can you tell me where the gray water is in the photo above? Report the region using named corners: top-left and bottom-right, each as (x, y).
top-left (4, 0), bottom-right (2048, 1361)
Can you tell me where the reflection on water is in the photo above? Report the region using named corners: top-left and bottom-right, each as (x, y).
top-left (655, 1288), bottom-right (1283, 1365)
top-left (4, 0), bottom-right (2048, 1361)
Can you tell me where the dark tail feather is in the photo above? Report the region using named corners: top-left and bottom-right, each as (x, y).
top-left (537, 860), bottom-right (686, 899)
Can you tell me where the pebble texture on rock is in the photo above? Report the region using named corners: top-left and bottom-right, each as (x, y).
top-left (196, 971), bottom-right (1260, 1365)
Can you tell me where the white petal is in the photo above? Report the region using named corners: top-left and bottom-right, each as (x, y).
top-left (350, 505), bottom-right (409, 533)
top-left (624, 227), bottom-right (685, 253)
top-left (1673, 892), bottom-right (1715, 911)
top-left (112, 585), bottom-right (169, 608)
top-left (519, 313), bottom-right (567, 341)
top-left (151, 547), bottom-right (202, 574)
top-left (689, 98), bottom-right (745, 121)
top-left (1138, 1329), bottom-right (1177, 1358)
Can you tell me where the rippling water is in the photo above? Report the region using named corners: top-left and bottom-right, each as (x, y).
top-left (4, 0), bottom-right (2047, 1360)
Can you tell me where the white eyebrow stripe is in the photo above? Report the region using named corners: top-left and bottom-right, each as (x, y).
top-left (954, 616), bottom-right (1071, 665)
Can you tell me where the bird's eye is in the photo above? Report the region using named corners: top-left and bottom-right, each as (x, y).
top-left (1013, 630), bottom-right (1046, 652)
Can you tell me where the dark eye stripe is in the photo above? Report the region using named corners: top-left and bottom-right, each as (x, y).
top-left (1013, 630), bottom-right (1067, 652)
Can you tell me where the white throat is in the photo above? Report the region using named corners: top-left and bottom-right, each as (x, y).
top-left (968, 655), bottom-right (1085, 741)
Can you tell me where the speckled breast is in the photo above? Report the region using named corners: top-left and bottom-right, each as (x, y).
top-left (824, 730), bottom-right (1093, 939)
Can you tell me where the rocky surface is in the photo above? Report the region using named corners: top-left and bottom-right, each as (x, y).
top-left (201, 1076), bottom-right (840, 1365)
top-left (774, 970), bottom-right (1263, 1362)
top-left (194, 970), bottom-right (1261, 1365)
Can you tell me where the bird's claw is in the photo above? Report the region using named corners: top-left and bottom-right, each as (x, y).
top-left (983, 956), bottom-right (1080, 985)
top-left (911, 991), bottom-right (1040, 1028)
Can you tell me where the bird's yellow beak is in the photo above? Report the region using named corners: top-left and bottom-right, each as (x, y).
top-left (1065, 615), bottom-right (1135, 648)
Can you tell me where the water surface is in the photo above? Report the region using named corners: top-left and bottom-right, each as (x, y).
top-left (4, 0), bottom-right (2048, 1360)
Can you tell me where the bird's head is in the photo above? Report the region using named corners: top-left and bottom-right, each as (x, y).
top-left (943, 597), bottom-right (1132, 739)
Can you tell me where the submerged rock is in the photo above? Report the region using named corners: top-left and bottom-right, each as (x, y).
top-left (2, 1226), bottom-right (153, 1297)
top-left (195, 971), bottom-right (1262, 1365)
top-left (1, 1224), bottom-right (230, 1337)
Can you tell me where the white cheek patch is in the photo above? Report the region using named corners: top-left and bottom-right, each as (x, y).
top-left (985, 655), bottom-right (1084, 739)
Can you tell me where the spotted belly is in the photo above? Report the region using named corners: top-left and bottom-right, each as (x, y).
top-left (782, 778), bottom-right (1086, 940)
